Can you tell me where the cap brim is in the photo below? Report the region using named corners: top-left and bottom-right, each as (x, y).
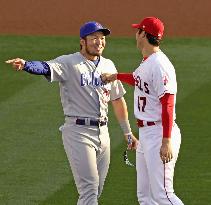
top-left (132, 24), bottom-right (141, 28)
top-left (99, 28), bottom-right (111, 36)
top-left (80, 28), bottom-right (111, 38)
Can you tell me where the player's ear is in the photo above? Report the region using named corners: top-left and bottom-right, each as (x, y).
top-left (80, 38), bottom-right (85, 46)
top-left (142, 31), bottom-right (146, 38)
top-left (80, 38), bottom-right (86, 50)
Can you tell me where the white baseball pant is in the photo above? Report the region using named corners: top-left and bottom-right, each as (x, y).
top-left (136, 122), bottom-right (184, 205)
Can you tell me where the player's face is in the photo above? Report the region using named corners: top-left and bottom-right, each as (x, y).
top-left (81, 32), bottom-right (106, 60)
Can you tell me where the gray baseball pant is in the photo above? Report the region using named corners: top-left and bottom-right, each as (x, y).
top-left (61, 118), bottom-right (110, 205)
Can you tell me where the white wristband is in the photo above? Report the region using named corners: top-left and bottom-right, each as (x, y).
top-left (119, 119), bottom-right (132, 135)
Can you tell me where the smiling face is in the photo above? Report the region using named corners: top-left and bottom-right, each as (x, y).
top-left (80, 31), bottom-right (106, 60)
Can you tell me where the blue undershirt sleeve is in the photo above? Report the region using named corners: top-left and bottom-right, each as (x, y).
top-left (23, 61), bottom-right (51, 76)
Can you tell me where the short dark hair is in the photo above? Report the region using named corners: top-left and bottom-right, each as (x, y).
top-left (145, 33), bottom-right (161, 46)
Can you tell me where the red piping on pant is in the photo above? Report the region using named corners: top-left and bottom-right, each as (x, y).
top-left (164, 163), bottom-right (174, 205)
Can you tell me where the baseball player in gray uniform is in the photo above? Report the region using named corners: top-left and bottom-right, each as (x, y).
top-left (6, 21), bottom-right (138, 205)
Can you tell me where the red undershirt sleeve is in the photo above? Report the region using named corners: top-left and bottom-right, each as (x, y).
top-left (160, 93), bottom-right (175, 138)
top-left (117, 73), bottom-right (135, 86)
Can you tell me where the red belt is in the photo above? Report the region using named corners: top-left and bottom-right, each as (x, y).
top-left (137, 119), bottom-right (156, 127)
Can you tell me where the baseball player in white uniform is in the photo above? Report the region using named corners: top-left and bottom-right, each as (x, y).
top-left (6, 21), bottom-right (138, 205)
top-left (102, 17), bottom-right (184, 205)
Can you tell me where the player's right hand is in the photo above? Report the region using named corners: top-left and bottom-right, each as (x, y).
top-left (160, 138), bottom-right (173, 164)
top-left (101, 73), bottom-right (117, 83)
top-left (5, 58), bottom-right (26, 71)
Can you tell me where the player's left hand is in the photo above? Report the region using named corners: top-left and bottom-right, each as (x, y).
top-left (125, 133), bottom-right (138, 150)
top-left (101, 73), bottom-right (117, 84)
top-left (160, 138), bottom-right (173, 163)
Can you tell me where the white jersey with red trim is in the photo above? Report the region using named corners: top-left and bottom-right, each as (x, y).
top-left (133, 50), bottom-right (177, 122)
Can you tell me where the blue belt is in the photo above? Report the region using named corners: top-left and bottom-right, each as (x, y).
top-left (76, 119), bottom-right (107, 127)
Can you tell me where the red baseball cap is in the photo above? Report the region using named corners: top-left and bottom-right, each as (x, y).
top-left (132, 17), bottom-right (164, 39)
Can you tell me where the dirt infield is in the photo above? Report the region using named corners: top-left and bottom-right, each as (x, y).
top-left (0, 0), bottom-right (211, 37)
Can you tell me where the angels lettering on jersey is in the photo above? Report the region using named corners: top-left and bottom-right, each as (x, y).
top-left (134, 75), bottom-right (150, 94)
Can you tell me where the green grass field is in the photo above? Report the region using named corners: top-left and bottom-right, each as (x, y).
top-left (0, 35), bottom-right (211, 205)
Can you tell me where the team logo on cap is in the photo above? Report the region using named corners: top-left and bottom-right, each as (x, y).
top-left (95, 22), bottom-right (102, 28)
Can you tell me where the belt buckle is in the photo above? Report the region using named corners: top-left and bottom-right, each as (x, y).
top-left (143, 121), bottom-right (148, 126)
top-left (84, 118), bottom-right (91, 126)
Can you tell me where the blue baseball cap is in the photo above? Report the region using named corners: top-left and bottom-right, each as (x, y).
top-left (80, 21), bottom-right (111, 38)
